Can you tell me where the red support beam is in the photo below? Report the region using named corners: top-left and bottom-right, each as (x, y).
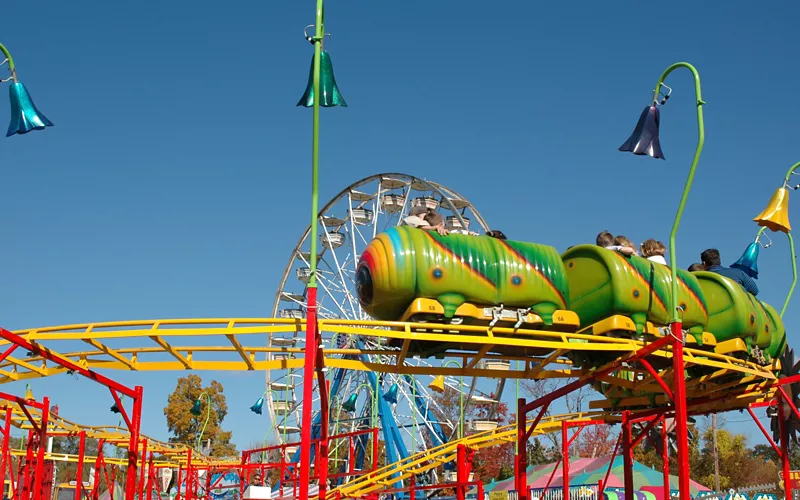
top-left (522, 335), bottom-right (672, 415)
top-left (32, 396), bottom-right (50, 500)
top-left (638, 358), bottom-right (673, 401)
top-left (456, 444), bottom-right (466, 500)
top-left (779, 392), bottom-right (792, 500)
top-left (670, 326), bottom-right (691, 500)
top-left (0, 344), bottom-right (19, 364)
top-left (631, 415), bottom-right (662, 450)
top-left (0, 327), bottom-right (137, 398)
top-left (562, 421), bottom-right (570, 500)
top-left (622, 411), bottom-right (634, 500)
top-left (298, 286), bottom-right (318, 500)
top-left (75, 432), bottom-right (87, 500)
top-left (748, 407), bottom-right (781, 456)
top-left (661, 415), bottom-right (670, 500)
top-left (125, 386), bottom-right (144, 500)
top-left (516, 398), bottom-right (528, 500)
top-left (602, 432), bottom-right (622, 498)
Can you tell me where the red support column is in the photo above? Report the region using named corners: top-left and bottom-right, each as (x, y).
top-left (516, 398), bottom-right (528, 500)
top-left (75, 431), bottom-right (86, 500)
top-left (299, 286), bottom-right (318, 500)
top-left (780, 394), bottom-right (792, 500)
top-left (125, 387), bottom-right (144, 500)
top-left (622, 411), bottom-right (633, 500)
top-left (661, 416), bottom-right (670, 500)
top-left (138, 440), bottom-right (149, 500)
top-left (186, 449), bottom-right (193, 500)
top-left (0, 407), bottom-right (11, 498)
top-left (144, 454), bottom-right (155, 500)
top-left (318, 379), bottom-right (330, 500)
top-left (562, 421), bottom-right (570, 500)
top-left (670, 326), bottom-right (690, 500)
top-left (176, 464), bottom-right (183, 500)
top-left (456, 444), bottom-right (466, 500)
top-left (21, 430), bottom-right (34, 500)
top-left (31, 396), bottom-right (49, 500)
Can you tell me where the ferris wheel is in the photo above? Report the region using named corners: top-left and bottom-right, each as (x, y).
top-left (266, 173), bottom-right (507, 478)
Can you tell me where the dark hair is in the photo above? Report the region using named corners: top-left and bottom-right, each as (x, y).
top-left (596, 231), bottom-right (614, 247)
top-left (700, 248), bottom-right (721, 267)
top-left (688, 263), bottom-right (705, 272)
top-left (487, 230), bottom-right (507, 240)
top-left (424, 212), bottom-right (443, 226)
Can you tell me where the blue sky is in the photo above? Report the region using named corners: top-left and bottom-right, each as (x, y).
top-left (1, 0), bottom-right (798, 451)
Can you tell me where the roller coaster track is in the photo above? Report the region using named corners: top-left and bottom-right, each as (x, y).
top-left (0, 318), bottom-right (779, 413)
top-left (325, 411), bottom-right (609, 500)
top-left (0, 400), bottom-right (232, 466)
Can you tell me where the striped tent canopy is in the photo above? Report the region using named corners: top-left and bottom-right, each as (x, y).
top-left (480, 457), bottom-right (709, 497)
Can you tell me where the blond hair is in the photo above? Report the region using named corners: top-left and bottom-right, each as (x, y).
top-left (614, 235), bottom-right (635, 248)
top-left (640, 239), bottom-right (666, 258)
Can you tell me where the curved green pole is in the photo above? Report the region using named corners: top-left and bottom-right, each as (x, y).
top-left (443, 361), bottom-right (464, 439)
top-left (307, 0), bottom-right (324, 288)
top-left (0, 44), bottom-right (17, 82)
top-left (0, 44), bottom-right (16, 71)
top-left (782, 233), bottom-right (796, 317)
top-left (779, 162), bottom-right (800, 317)
top-left (353, 383), bottom-right (377, 431)
top-left (654, 63), bottom-right (706, 324)
top-left (196, 392), bottom-right (211, 451)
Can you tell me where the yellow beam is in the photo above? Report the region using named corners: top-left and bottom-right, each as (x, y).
top-left (149, 335), bottom-right (192, 369)
top-left (226, 333), bottom-right (255, 370)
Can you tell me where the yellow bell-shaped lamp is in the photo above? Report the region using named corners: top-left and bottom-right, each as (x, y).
top-left (754, 187), bottom-right (792, 233)
top-left (428, 375), bottom-right (446, 393)
top-left (24, 384), bottom-right (33, 401)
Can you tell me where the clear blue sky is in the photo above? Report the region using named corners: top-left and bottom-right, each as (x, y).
top-left (1, 0), bottom-right (798, 450)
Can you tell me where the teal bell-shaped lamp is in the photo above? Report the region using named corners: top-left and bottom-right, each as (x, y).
top-left (7, 82), bottom-right (53, 137)
top-left (341, 393), bottom-right (358, 413)
top-left (383, 383), bottom-right (399, 405)
top-left (250, 397), bottom-right (265, 415)
top-left (731, 242), bottom-right (760, 279)
top-left (190, 399), bottom-right (203, 416)
top-left (297, 51), bottom-right (347, 108)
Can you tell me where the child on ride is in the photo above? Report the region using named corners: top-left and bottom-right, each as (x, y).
top-left (640, 239), bottom-right (668, 265)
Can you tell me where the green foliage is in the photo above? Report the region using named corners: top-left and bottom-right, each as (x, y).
top-left (163, 374), bottom-right (237, 457)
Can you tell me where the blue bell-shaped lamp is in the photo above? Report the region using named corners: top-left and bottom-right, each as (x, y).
top-left (341, 393), bottom-right (358, 413)
top-left (190, 399), bottom-right (203, 416)
top-left (618, 105), bottom-right (664, 159)
top-left (7, 81), bottom-right (53, 137)
top-left (250, 396), bottom-right (265, 415)
top-left (297, 51), bottom-right (347, 108)
top-left (383, 383), bottom-right (399, 405)
top-left (731, 241), bottom-right (760, 279)
top-left (110, 403), bottom-right (120, 414)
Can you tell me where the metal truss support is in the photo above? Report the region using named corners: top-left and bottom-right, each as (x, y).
top-left (0, 327), bottom-right (144, 500)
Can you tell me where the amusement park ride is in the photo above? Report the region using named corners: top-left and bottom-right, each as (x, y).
top-left (3, 3), bottom-right (800, 500)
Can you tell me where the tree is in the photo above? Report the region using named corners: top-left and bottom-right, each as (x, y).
top-left (163, 374), bottom-right (237, 457)
top-left (573, 425), bottom-right (617, 459)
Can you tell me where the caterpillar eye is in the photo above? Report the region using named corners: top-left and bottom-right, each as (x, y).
top-left (356, 266), bottom-right (374, 307)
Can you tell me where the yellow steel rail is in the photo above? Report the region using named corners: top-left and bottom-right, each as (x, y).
top-left (1, 318), bottom-right (779, 414)
top-left (325, 411), bottom-right (609, 500)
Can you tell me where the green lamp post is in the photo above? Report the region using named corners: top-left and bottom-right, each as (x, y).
top-left (751, 161), bottom-right (800, 318)
top-left (296, 0), bottom-right (347, 499)
top-left (0, 43), bottom-right (53, 137)
top-left (618, 62), bottom-right (705, 500)
top-left (190, 392), bottom-right (211, 452)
